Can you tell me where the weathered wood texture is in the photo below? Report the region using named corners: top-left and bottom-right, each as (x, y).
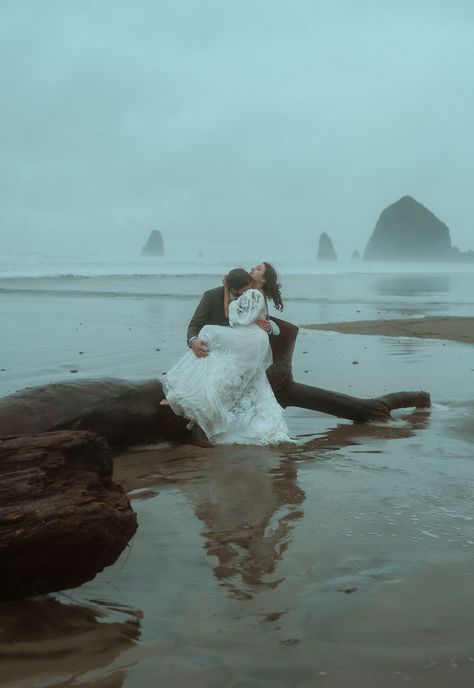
top-left (0, 378), bottom-right (188, 447)
top-left (0, 431), bottom-right (138, 602)
top-left (0, 318), bottom-right (430, 446)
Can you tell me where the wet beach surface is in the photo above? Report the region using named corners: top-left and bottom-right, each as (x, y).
top-left (1, 269), bottom-right (474, 686)
top-left (2, 408), bottom-right (474, 687)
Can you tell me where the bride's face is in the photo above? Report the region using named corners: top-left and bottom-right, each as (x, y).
top-left (250, 263), bottom-right (266, 284)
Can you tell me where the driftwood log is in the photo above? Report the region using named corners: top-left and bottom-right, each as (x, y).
top-left (0, 318), bottom-right (430, 447)
top-left (268, 319), bottom-right (430, 422)
top-left (0, 430), bottom-right (137, 602)
top-left (0, 378), bottom-right (188, 447)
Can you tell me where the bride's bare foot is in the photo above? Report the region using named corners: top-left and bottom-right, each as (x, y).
top-left (159, 398), bottom-right (169, 406)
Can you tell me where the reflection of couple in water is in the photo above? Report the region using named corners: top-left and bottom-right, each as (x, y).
top-left (161, 262), bottom-right (293, 446)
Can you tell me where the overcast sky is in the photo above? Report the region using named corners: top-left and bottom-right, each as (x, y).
top-left (1, 0), bottom-right (473, 260)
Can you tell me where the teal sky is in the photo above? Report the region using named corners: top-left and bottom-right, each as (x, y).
top-left (1, 0), bottom-right (473, 259)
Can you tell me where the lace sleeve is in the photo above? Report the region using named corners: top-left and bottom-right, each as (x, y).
top-left (228, 289), bottom-right (265, 327)
top-left (268, 319), bottom-right (280, 336)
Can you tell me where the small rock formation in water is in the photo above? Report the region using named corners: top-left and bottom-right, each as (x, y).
top-left (317, 232), bottom-right (337, 261)
top-left (141, 230), bottom-right (164, 256)
top-left (364, 196), bottom-right (452, 261)
top-left (351, 249), bottom-right (361, 260)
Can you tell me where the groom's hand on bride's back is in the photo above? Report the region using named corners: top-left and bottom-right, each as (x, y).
top-left (190, 337), bottom-right (209, 358)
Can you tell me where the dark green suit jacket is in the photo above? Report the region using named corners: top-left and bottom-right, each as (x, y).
top-left (187, 286), bottom-right (228, 343)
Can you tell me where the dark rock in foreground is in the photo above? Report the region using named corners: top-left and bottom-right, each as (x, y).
top-left (364, 196), bottom-right (452, 261)
top-left (141, 229), bottom-right (164, 256)
top-left (317, 232), bottom-right (338, 261)
top-left (0, 430), bottom-right (137, 602)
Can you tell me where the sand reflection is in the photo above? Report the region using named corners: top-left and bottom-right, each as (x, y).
top-left (292, 408), bottom-right (431, 456)
top-left (0, 596), bottom-right (141, 687)
top-left (118, 409), bottom-right (430, 602)
top-left (120, 445), bottom-right (306, 601)
top-left (189, 450), bottom-right (305, 600)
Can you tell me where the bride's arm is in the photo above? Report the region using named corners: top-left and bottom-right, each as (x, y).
top-left (229, 289), bottom-right (265, 327)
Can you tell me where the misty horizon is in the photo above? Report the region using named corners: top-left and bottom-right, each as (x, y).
top-left (1, 1), bottom-right (473, 260)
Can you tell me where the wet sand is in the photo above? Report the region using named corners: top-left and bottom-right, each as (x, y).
top-left (1, 271), bottom-right (474, 687)
top-left (303, 316), bottom-right (474, 344)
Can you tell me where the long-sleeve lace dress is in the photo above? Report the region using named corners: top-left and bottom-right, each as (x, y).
top-left (161, 288), bottom-right (291, 445)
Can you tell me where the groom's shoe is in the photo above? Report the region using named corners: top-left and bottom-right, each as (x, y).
top-left (191, 424), bottom-right (213, 448)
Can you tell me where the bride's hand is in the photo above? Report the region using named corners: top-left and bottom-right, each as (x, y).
top-left (255, 318), bottom-right (271, 333)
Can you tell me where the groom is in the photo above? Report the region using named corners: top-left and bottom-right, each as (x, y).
top-left (187, 267), bottom-right (273, 358)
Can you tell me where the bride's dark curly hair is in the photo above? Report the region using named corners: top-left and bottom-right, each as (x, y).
top-left (263, 262), bottom-right (283, 311)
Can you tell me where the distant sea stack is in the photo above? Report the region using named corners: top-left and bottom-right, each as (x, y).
top-left (142, 230), bottom-right (164, 256)
top-left (351, 249), bottom-right (361, 260)
top-left (364, 196), bottom-right (452, 261)
top-left (317, 232), bottom-right (337, 261)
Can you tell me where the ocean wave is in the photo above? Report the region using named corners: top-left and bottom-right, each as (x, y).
top-left (0, 288), bottom-right (202, 299)
top-left (0, 287), bottom-right (356, 302)
top-left (2, 253), bottom-right (474, 280)
top-left (0, 272), bottom-right (223, 281)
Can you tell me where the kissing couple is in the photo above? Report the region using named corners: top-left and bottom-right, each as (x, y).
top-left (161, 262), bottom-right (293, 446)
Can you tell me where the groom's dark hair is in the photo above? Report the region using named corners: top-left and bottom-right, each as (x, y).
top-left (226, 268), bottom-right (251, 291)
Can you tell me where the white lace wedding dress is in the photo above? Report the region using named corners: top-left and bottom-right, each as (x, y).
top-left (161, 288), bottom-right (291, 445)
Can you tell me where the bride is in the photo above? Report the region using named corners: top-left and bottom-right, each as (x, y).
top-left (160, 262), bottom-right (292, 445)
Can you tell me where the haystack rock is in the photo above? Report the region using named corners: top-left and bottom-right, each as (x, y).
top-left (317, 233), bottom-right (337, 261)
top-left (364, 196), bottom-right (452, 261)
top-left (351, 249), bottom-right (361, 260)
top-left (142, 230), bottom-right (164, 256)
